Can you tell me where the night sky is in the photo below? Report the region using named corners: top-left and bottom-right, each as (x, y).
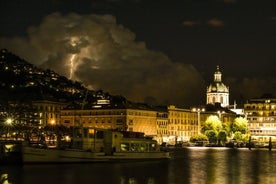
top-left (1, 0), bottom-right (276, 107)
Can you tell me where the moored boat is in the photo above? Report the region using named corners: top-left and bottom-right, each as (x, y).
top-left (22, 128), bottom-right (170, 164)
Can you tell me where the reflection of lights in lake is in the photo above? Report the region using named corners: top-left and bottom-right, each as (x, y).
top-left (119, 176), bottom-right (155, 184)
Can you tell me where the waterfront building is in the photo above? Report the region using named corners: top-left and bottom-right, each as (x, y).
top-left (156, 110), bottom-right (169, 144)
top-left (167, 105), bottom-right (208, 143)
top-left (60, 103), bottom-right (158, 137)
top-left (32, 100), bottom-right (68, 127)
top-left (244, 96), bottom-right (276, 142)
top-left (206, 66), bottom-right (229, 107)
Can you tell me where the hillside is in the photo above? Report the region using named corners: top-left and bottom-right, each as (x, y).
top-left (0, 49), bottom-right (119, 105)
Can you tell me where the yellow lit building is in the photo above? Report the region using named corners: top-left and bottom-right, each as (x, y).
top-left (32, 100), bottom-right (68, 127)
top-left (156, 110), bottom-right (169, 144)
top-left (60, 103), bottom-right (237, 145)
top-left (244, 96), bottom-right (276, 142)
top-left (167, 105), bottom-right (206, 143)
top-left (60, 104), bottom-right (158, 137)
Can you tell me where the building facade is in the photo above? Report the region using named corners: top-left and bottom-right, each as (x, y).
top-left (60, 105), bottom-right (158, 137)
top-left (244, 97), bottom-right (276, 142)
top-left (32, 100), bottom-right (68, 127)
top-left (156, 111), bottom-right (169, 144)
top-left (206, 66), bottom-right (229, 107)
top-left (59, 103), bottom-right (236, 144)
top-left (167, 105), bottom-right (208, 143)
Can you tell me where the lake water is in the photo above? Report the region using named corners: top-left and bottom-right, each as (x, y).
top-left (1, 147), bottom-right (275, 184)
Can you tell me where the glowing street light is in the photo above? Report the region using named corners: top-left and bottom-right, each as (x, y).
top-left (192, 108), bottom-right (205, 134)
top-left (50, 119), bottom-right (56, 133)
top-left (5, 118), bottom-right (12, 125)
top-left (5, 118), bottom-right (13, 138)
top-left (50, 119), bottom-right (55, 126)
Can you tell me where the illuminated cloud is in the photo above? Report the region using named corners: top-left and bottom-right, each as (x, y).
top-left (0, 13), bottom-right (205, 106)
top-left (182, 20), bottom-right (200, 27)
top-left (207, 18), bottom-right (224, 27)
top-left (182, 18), bottom-right (224, 28)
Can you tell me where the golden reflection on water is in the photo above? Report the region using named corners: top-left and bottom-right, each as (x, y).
top-left (120, 176), bottom-right (155, 184)
top-left (183, 147), bottom-right (276, 184)
top-left (1, 148), bottom-right (275, 184)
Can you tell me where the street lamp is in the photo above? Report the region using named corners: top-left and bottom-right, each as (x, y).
top-left (6, 118), bottom-right (12, 125)
top-left (5, 118), bottom-right (13, 138)
top-left (192, 108), bottom-right (205, 134)
top-left (217, 111), bottom-right (225, 121)
top-left (50, 120), bottom-right (56, 144)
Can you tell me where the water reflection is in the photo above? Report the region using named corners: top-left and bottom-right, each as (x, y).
top-left (169, 147), bottom-right (276, 184)
top-left (1, 148), bottom-right (275, 184)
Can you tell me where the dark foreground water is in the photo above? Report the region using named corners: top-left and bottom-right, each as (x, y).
top-left (1, 147), bottom-right (275, 184)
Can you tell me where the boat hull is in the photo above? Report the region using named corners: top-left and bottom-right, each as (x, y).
top-left (22, 146), bottom-right (170, 164)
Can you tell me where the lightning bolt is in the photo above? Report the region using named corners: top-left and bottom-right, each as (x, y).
top-left (69, 54), bottom-right (76, 80)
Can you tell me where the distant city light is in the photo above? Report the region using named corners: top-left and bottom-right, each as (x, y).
top-left (5, 118), bottom-right (12, 125)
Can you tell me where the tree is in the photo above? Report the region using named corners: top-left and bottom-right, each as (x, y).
top-left (202, 115), bottom-right (222, 134)
top-left (190, 134), bottom-right (208, 143)
top-left (233, 131), bottom-right (243, 141)
top-left (205, 130), bottom-right (217, 143)
top-left (232, 117), bottom-right (249, 134)
top-left (217, 130), bottom-right (227, 145)
top-left (222, 121), bottom-right (232, 137)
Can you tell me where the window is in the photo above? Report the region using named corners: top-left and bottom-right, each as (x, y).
top-left (130, 143), bottom-right (139, 151)
top-left (120, 143), bottom-right (130, 152)
top-left (116, 119), bottom-right (123, 125)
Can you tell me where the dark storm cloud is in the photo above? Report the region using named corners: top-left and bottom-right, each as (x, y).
top-left (224, 75), bottom-right (276, 102)
top-left (1, 0), bottom-right (276, 107)
top-left (223, 0), bottom-right (237, 3)
top-left (0, 13), bottom-right (205, 107)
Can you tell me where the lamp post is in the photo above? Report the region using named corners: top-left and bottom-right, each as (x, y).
top-left (193, 108), bottom-right (205, 134)
top-left (217, 111), bottom-right (225, 121)
top-left (50, 120), bottom-right (55, 144)
top-left (5, 118), bottom-right (13, 139)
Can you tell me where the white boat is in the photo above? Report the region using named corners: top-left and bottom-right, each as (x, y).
top-left (22, 128), bottom-right (170, 163)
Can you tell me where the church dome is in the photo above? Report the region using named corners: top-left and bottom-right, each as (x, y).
top-left (206, 65), bottom-right (229, 107)
top-left (207, 82), bottom-right (229, 93)
top-left (207, 65), bottom-right (229, 93)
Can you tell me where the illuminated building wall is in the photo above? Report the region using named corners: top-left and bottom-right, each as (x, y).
top-left (32, 100), bottom-right (67, 127)
top-left (60, 108), bottom-right (126, 130)
top-left (167, 105), bottom-right (199, 142)
top-left (125, 109), bottom-right (157, 136)
top-left (60, 107), bottom-right (158, 137)
top-left (156, 111), bottom-right (169, 144)
top-left (244, 97), bottom-right (276, 141)
top-left (60, 104), bottom-right (236, 143)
